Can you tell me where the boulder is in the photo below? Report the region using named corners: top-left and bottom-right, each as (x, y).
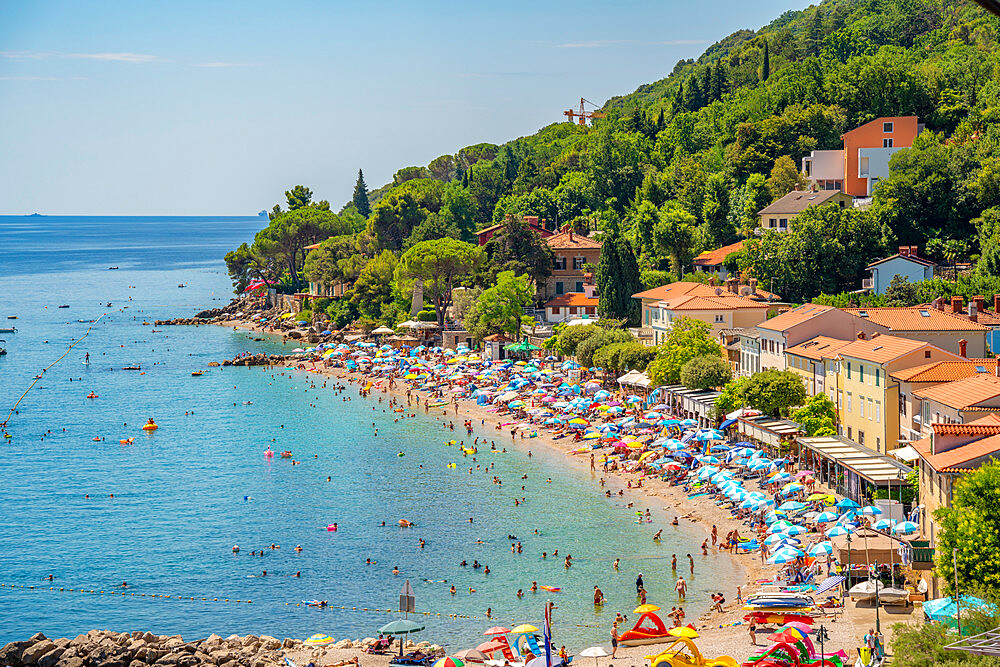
top-left (22, 640), bottom-right (57, 664)
top-left (207, 361), bottom-right (220, 367)
top-left (37, 646), bottom-right (66, 667)
top-left (0, 641), bottom-right (26, 666)
top-left (56, 658), bottom-right (86, 667)
top-left (332, 640), bottom-right (352, 650)
top-left (258, 636), bottom-right (280, 651)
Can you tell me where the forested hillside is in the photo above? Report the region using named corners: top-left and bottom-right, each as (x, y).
top-left (228, 0), bottom-right (1000, 327)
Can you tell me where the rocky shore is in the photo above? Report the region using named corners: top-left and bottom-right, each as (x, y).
top-left (1, 631), bottom-right (445, 667)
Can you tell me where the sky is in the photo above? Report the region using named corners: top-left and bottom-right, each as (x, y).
top-left (0, 0), bottom-right (808, 215)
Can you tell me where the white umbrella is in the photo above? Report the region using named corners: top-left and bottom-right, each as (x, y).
top-left (579, 646), bottom-right (608, 666)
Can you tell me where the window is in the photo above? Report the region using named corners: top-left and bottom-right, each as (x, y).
top-left (859, 365), bottom-right (864, 383)
top-left (569, 307), bottom-right (577, 315)
top-left (923, 400), bottom-right (930, 425)
top-left (554, 256), bottom-right (566, 270)
top-left (551, 307), bottom-right (560, 316)
top-left (848, 426), bottom-right (852, 439)
top-left (847, 362), bottom-right (852, 380)
top-left (585, 307), bottom-right (595, 315)
top-left (838, 391), bottom-right (843, 410)
top-left (925, 350), bottom-right (932, 359)
top-left (779, 218), bottom-right (788, 229)
top-left (769, 218), bottom-right (777, 228)
top-left (876, 437), bottom-right (881, 452)
top-left (860, 397), bottom-right (865, 418)
top-left (555, 282), bottom-right (565, 295)
top-left (858, 431), bottom-right (865, 446)
top-left (875, 368), bottom-right (880, 387)
top-left (883, 138), bottom-right (893, 148)
top-left (900, 393), bottom-right (907, 417)
top-left (847, 392), bottom-right (852, 412)
top-left (874, 399), bottom-right (880, 423)
top-left (575, 281), bottom-right (584, 292)
top-left (714, 315), bottom-right (725, 323)
top-left (572, 256), bottom-right (585, 271)
top-left (883, 121), bottom-right (894, 133)
top-left (860, 157), bottom-right (870, 176)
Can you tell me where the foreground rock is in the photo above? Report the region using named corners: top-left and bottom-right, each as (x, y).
top-left (1, 631), bottom-right (445, 667)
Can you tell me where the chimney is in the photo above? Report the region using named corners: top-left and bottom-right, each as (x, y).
top-left (727, 277), bottom-right (739, 294)
top-left (996, 355), bottom-right (1000, 378)
top-left (974, 295), bottom-right (986, 314)
top-left (935, 297), bottom-right (945, 312)
top-left (708, 276), bottom-right (717, 286)
top-left (857, 331), bottom-right (866, 340)
top-left (959, 339), bottom-right (968, 358)
top-left (749, 278), bottom-right (758, 295)
top-left (899, 245), bottom-right (910, 257)
top-left (910, 245), bottom-right (919, 257)
top-left (970, 297), bottom-right (981, 322)
top-left (569, 227), bottom-right (574, 242)
top-left (871, 332), bottom-right (880, 339)
top-left (952, 296), bottom-right (964, 314)
top-left (995, 294), bottom-right (1000, 314)
top-left (523, 215), bottom-right (538, 225)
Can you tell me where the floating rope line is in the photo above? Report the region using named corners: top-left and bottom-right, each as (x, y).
top-left (0, 583), bottom-right (482, 619)
top-left (1, 311), bottom-right (109, 429)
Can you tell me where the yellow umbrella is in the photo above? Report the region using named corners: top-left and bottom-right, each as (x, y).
top-left (582, 431), bottom-right (601, 439)
top-left (667, 627), bottom-right (699, 639)
top-left (279, 313), bottom-right (294, 319)
top-left (568, 418), bottom-right (588, 425)
top-left (638, 451), bottom-right (656, 462)
top-left (807, 493), bottom-right (835, 503)
top-left (304, 634), bottom-right (335, 645)
top-left (633, 604), bottom-right (661, 614)
top-left (627, 442), bottom-right (645, 449)
top-left (510, 624), bottom-right (539, 634)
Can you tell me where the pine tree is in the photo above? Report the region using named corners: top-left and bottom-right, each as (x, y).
top-left (352, 169), bottom-right (371, 218)
top-left (710, 61), bottom-right (725, 101)
top-left (760, 40), bottom-right (770, 82)
top-left (806, 9), bottom-right (823, 57)
top-left (673, 83), bottom-right (684, 112)
top-left (596, 219), bottom-right (642, 325)
top-left (683, 76), bottom-right (703, 111)
top-left (656, 108), bottom-right (665, 132)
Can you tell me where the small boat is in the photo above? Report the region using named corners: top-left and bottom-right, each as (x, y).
top-left (58, 305), bottom-right (69, 308)
top-left (123, 365), bottom-right (141, 371)
top-left (878, 587), bottom-right (910, 605)
top-left (6, 315), bottom-right (15, 319)
top-left (0, 327), bottom-right (15, 334)
top-left (178, 283), bottom-right (187, 288)
top-left (280, 451), bottom-right (292, 458)
top-left (191, 371), bottom-right (204, 376)
top-left (848, 580), bottom-right (878, 601)
top-left (744, 593), bottom-right (814, 609)
top-left (108, 266), bottom-right (119, 270)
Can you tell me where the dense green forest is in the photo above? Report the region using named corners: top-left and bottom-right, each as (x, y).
top-left (228, 0), bottom-right (1000, 328)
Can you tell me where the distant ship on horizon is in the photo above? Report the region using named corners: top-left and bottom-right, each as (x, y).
top-left (26, 213), bottom-right (44, 217)
top-left (258, 210), bottom-right (267, 217)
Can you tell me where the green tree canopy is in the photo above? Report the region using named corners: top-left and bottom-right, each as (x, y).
top-left (465, 271), bottom-right (535, 341)
top-left (934, 462), bottom-right (1000, 597)
top-left (646, 317), bottom-right (722, 386)
top-left (398, 238), bottom-right (483, 325)
top-left (680, 354), bottom-right (733, 390)
top-left (352, 169), bottom-right (371, 218)
top-left (790, 394), bottom-right (838, 436)
top-left (744, 369), bottom-right (807, 417)
top-left (596, 219), bottom-right (642, 325)
top-left (481, 215), bottom-right (555, 286)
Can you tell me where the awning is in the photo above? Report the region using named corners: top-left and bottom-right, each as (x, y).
top-left (889, 444), bottom-right (919, 462)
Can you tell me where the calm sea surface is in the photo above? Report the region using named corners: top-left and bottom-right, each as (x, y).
top-left (0, 216), bottom-right (741, 648)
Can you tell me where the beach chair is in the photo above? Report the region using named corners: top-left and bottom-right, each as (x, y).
top-left (391, 652), bottom-right (434, 666)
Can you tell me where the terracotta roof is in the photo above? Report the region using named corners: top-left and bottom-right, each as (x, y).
top-left (757, 303), bottom-right (836, 332)
top-left (835, 334), bottom-right (932, 364)
top-left (633, 281), bottom-right (778, 303)
top-left (482, 333), bottom-right (513, 342)
top-left (785, 336), bottom-right (853, 361)
top-left (545, 293), bottom-right (599, 308)
top-left (930, 415), bottom-right (1000, 436)
top-left (867, 253), bottom-right (936, 269)
top-left (892, 359), bottom-right (999, 383)
top-left (758, 189), bottom-right (846, 215)
top-left (476, 220), bottom-right (551, 238)
top-left (916, 433), bottom-right (1000, 472)
top-left (656, 294), bottom-right (772, 312)
top-left (843, 307), bottom-right (990, 331)
top-left (692, 240), bottom-right (745, 267)
top-left (914, 374), bottom-right (1000, 410)
top-left (544, 231), bottom-right (602, 250)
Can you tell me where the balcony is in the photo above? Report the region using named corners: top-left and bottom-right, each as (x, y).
top-left (910, 542), bottom-right (935, 570)
top-left (861, 277), bottom-right (874, 291)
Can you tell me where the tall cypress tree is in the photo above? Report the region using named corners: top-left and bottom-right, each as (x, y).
top-left (352, 169), bottom-right (371, 218)
top-left (760, 40), bottom-right (770, 82)
top-left (655, 108), bottom-right (665, 132)
top-left (596, 222), bottom-right (643, 325)
top-left (806, 9), bottom-right (823, 57)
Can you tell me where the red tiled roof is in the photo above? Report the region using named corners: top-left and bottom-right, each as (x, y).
top-left (843, 307), bottom-right (990, 331)
top-left (657, 294), bottom-right (772, 311)
top-left (836, 334), bottom-right (934, 364)
top-left (917, 433), bottom-right (1000, 472)
top-left (913, 374), bottom-right (1000, 410)
top-left (545, 293), bottom-right (599, 308)
top-left (692, 240), bottom-right (745, 267)
top-left (757, 303), bottom-right (835, 332)
top-left (633, 281), bottom-right (778, 303)
top-left (785, 336), bottom-right (853, 361)
top-left (892, 359), bottom-right (999, 383)
top-left (544, 231), bottom-right (602, 250)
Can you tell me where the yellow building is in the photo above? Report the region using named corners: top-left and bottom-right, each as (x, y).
top-left (784, 336), bottom-right (851, 397)
top-left (832, 333), bottom-right (964, 454)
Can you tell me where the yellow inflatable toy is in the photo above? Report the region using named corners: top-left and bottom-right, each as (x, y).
top-left (646, 638), bottom-right (738, 667)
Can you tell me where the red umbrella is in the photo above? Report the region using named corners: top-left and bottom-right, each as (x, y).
top-left (483, 626), bottom-right (511, 636)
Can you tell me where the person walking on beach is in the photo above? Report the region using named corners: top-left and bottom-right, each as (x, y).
top-left (610, 622), bottom-right (619, 659)
top-left (671, 554), bottom-right (677, 571)
top-left (687, 554), bottom-right (694, 574)
top-left (590, 453), bottom-right (595, 471)
top-left (674, 576), bottom-right (687, 600)
top-left (636, 572), bottom-right (644, 592)
top-left (749, 619), bottom-right (758, 646)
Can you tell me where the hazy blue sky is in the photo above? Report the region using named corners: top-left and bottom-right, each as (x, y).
top-left (0, 0), bottom-right (807, 215)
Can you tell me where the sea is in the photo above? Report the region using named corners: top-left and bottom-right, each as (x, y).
top-left (0, 215), bottom-right (742, 649)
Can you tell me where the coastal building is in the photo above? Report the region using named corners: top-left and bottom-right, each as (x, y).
top-left (303, 241), bottom-right (351, 298)
top-left (832, 333), bottom-right (964, 454)
top-left (755, 303), bottom-right (886, 372)
top-left (538, 228), bottom-right (602, 301)
top-left (796, 433), bottom-right (912, 505)
top-left (633, 279), bottom-right (781, 345)
top-left (911, 414), bottom-right (1000, 597)
top-left (737, 329), bottom-right (762, 377)
top-left (801, 116), bottom-right (922, 196)
top-left (543, 287), bottom-right (599, 323)
top-left (691, 240), bottom-right (744, 278)
top-left (892, 359), bottom-right (1000, 441)
top-left (475, 215), bottom-right (553, 246)
top-left (784, 336), bottom-right (852, 397)
top-left (719, 328), bottom-right (751, 375)
top-left (926, 294), bottom-right (1000, 354)
top-left (756, 187), bottom-right (852, 233)
top-left (842, 305), bottom-right (989, 358)
top-left (862, 246), bottom-right (936, 294)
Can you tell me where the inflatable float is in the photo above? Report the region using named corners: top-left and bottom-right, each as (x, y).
top-left (86, 393), bottom-right (98, 399)
top-left (645, 637), bottom-right (737, 667)
top-left (141, 420), bottom-right (158, 431)
top-left (398, 519), bottom-right (413, 527)
top-left (539, 585), bottom-right (561, 593)
top-left (619, 605), bottom-right (675, 646)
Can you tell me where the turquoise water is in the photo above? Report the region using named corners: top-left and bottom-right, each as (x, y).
top-left (0, 216), bottom-right (741, 648)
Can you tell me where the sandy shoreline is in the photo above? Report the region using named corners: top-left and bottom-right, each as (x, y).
top-left (212, 319), bottom-right (916, 664)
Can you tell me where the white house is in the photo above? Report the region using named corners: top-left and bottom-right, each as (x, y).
top-left (864, 246), bottom-right (936, 294)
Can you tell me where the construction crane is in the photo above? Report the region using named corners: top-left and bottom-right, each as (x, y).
top-left (564, 97), bottom-right (606, 126)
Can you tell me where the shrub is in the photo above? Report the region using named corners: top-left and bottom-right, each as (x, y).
top-left (680, 355), bottom-right (732, 390)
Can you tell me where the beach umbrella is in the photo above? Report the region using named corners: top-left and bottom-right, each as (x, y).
top-left (836, 498), bottom-right (861, 510)
top-left (893, 521), bottom-right (918, 535)
top-left (807, 493), bottom-right (836, 503)
top-left (434, 658), bottom-right (464, 667)
top-left (861, 505), bottom-right (883, 517)
top-left (768, 548), bottom-right (804, 564)
top-left (579, 646), bottom-right (608, 666)
top-left (780, 482), bottom-right (804, 495)
top-left (304, 634), bottom-right (335, 646)
top-left (794, 470), bottom-right (815, 479)
top-left (633, 604), bottom-right (661, 614)
top-left (763, 533), bottom-right (792, 546)
top-left (872, 518), bottom-right (896, 531)
top-left (667, 626), bottom-right (699, 639)
top-left (826, 526), bottom-right (852, 538)
top-left (807, 541), bottom-right (834, 557)
top-left (696, 455), bottom-right (721, 464)
top-left (783, 525), bottom-right (807, 536)
top-left (767, 520), bottom-right (793, 534)
top-left (814, 511), bottom-right (839, 524)
top-left (381, 619), bottom-right (425, 635)
top-left (510, 624), bottom-right (539, 634)
top-left (770, 472), bottom-right (792, 483)
top-left (680, 419), bottom-right (698, 427)
top-left (482, 626), bottom-right (511, 636)
top-left (778, 501), bottom-right (807, 511)
top-left (453, 650), bottom-right (488, 664)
